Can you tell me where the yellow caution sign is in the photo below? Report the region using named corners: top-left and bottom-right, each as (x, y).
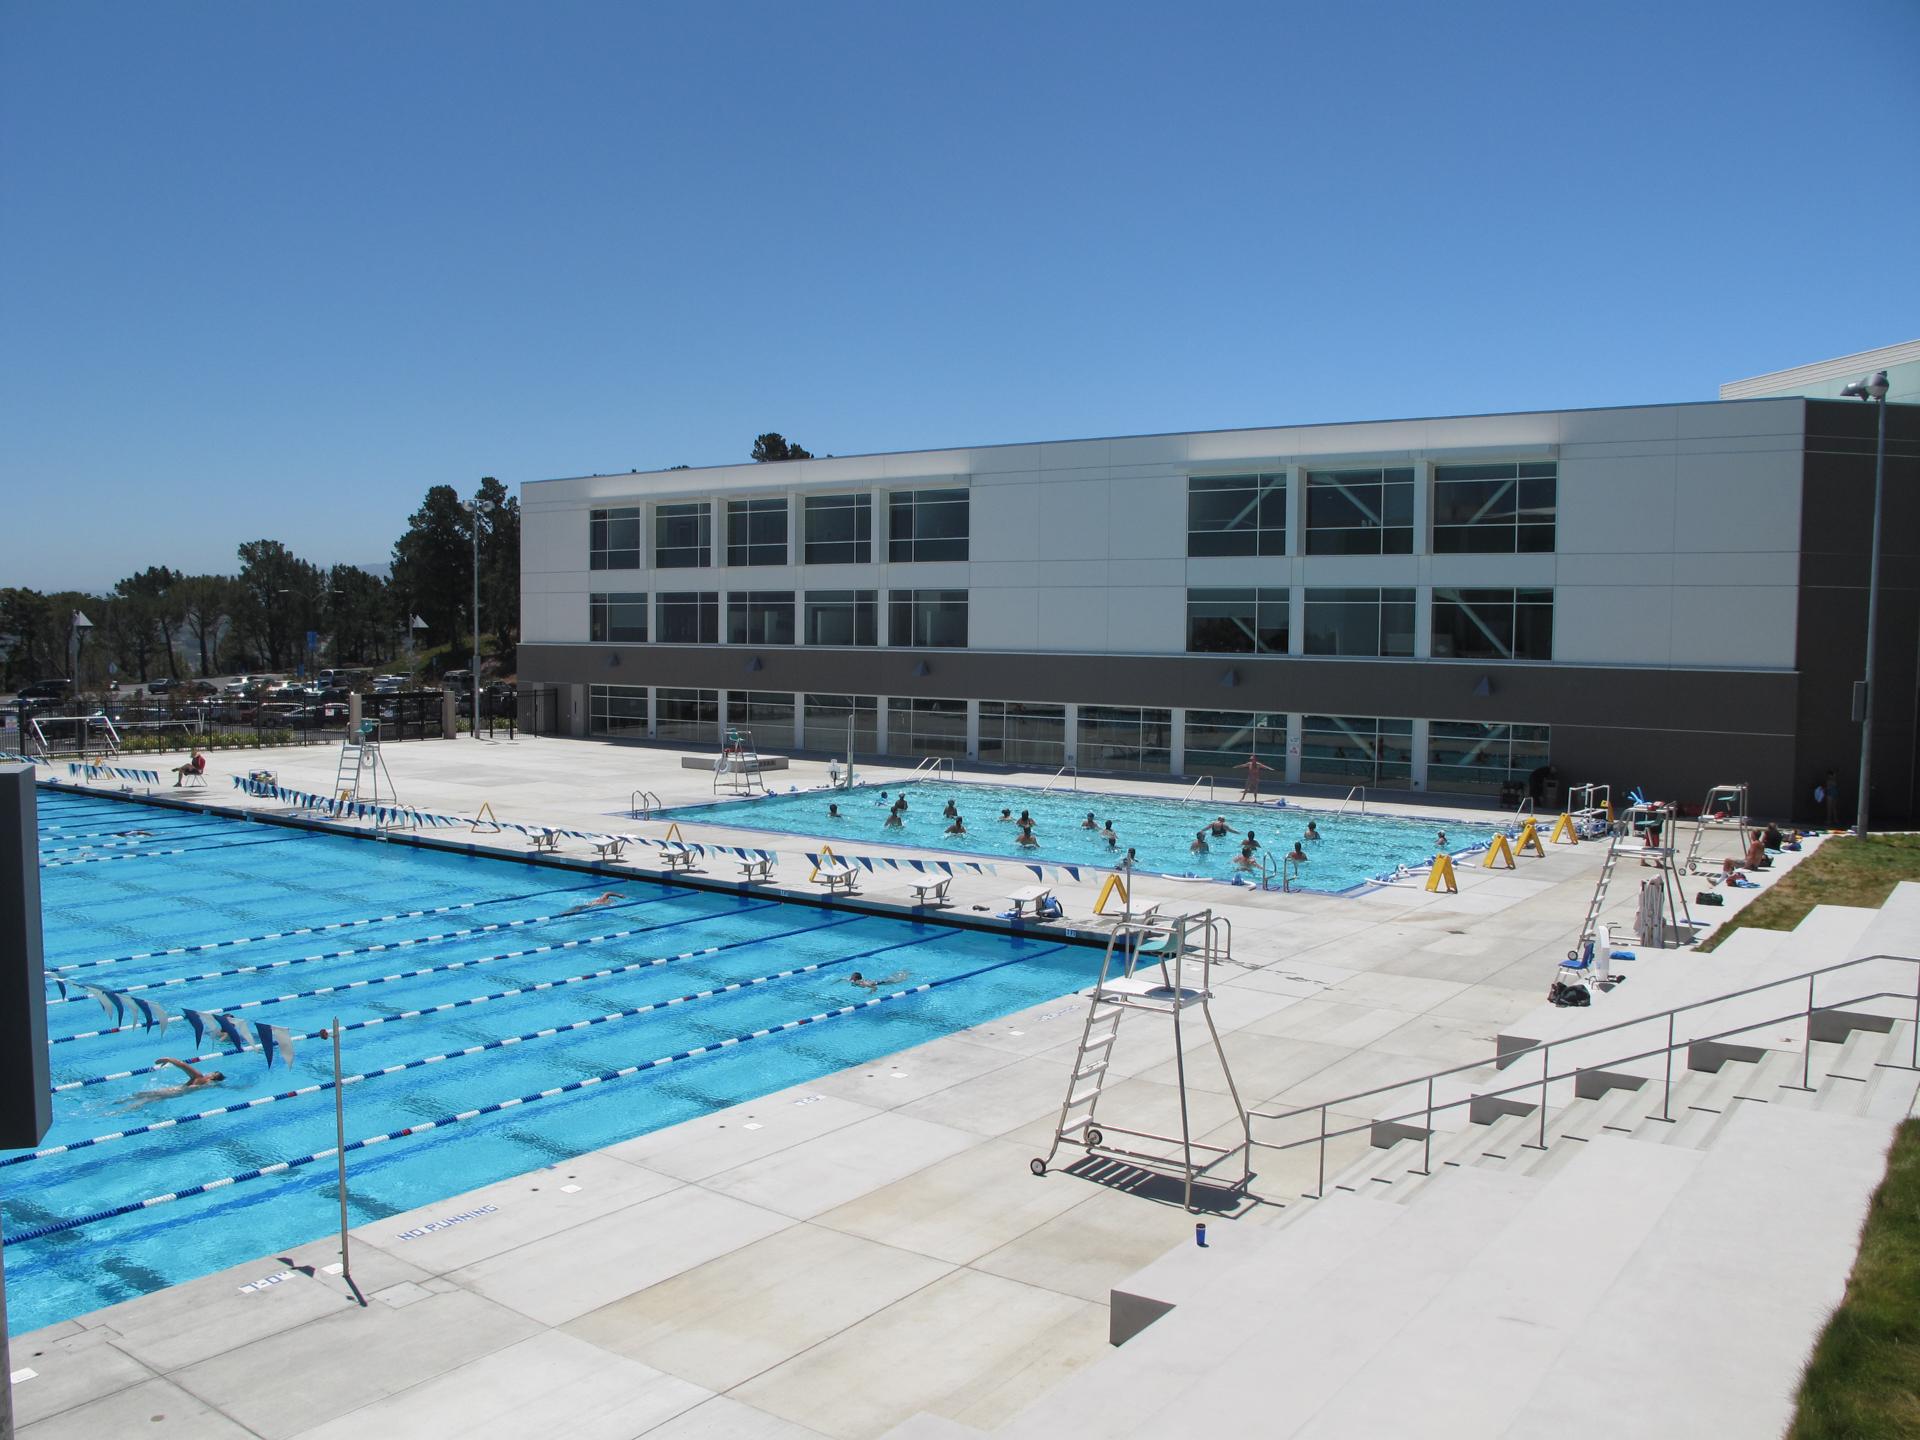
top-left (663, 821), bottom-right (686, 845)
top-left (470, 801), bottom-right (502, 834)
top-left (1482, 834), bottom-right (1516, 869)
top-left (1092, 873), bottom-right (1131, 915)
top-left (1549, 812), bottom-right (1579, 845)
top-left (807, 844), bottom-right (840, 881)
top-left (1425, 854), bottom-right (1458, 893)
top-left (1516, 819), bottom-right (1546, 857)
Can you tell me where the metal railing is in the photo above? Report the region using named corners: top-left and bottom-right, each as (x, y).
top-left (1180, 775), bottom-right (1216, 805)
top-left (630, 789), bottom-right (662, 818)
top-left (1336, 785), bottom-right (1366, 816)
top-left (1511, 795), bottom-right (1535, 830)
top-left (1041, 764), bottom-right (1078, 793)
top-left (1248, 950), bottom-right (1920, 1199)
top-left (908, 755), bottom-right (956, 781)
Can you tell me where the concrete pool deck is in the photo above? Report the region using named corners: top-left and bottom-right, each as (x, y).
top-left (11, 738), bottom-right (1806, 1438)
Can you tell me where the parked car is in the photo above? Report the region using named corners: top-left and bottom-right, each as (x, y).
top-left (146, 677), bottom-right (178, 694)
top-left (16, 679), bottom-right (72, 702)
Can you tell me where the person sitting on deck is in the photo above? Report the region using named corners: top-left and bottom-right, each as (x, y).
top-left (1745, 830), bottom-right (1773, 870)
top-left (172, 749), bottom-right (206, 787)
top-left (1722, 857), bottom-right (1758, 888)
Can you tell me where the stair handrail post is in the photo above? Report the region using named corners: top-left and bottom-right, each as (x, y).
top-left (1802, 974), bottom-right (1816, 1091)
top-left (1662, 1012), bottom-right (1675, 1122)
top-left (1315, 1103), bottom-right (1327, 1199)
top-left (1421, 1076), bottom-right (1434, 1176)
top-left (1536, 1043), bottom-right (1550, 1149)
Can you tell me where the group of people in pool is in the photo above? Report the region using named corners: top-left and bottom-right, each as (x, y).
top-left (1190, 814), bottom-right (1318, 871)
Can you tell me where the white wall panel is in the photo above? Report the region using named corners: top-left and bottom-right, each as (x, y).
top-left (970, 481), bottom-right (1041, 562)
top-left (1031, 586), bottom-right (1113, 652)
top-left (1557, 453), bottom-right (1678, 556)
top-left (1672, 448), bottom-right (1802, 552)
top-left (1035, 480), bottom-right (1111, 561)
top-left (965, 586), bottom-right (1038, 652)
top-left (1670, 585), bottom-right (1798, 668)
top-left (1553, 585), bottom-right (1672, 665)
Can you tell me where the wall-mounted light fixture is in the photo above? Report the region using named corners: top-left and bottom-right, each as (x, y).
top-left (745, 656), bottom-right (763, 673)
top-left (1219, 668), bottom-right (1238, 688)
top-left (1473, 675), bottom-right (1493, 698)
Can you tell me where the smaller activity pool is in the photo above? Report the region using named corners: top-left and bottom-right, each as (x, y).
top-left (666, 781), bottom-right (1494, 892)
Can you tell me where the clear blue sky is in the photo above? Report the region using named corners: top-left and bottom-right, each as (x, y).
top-left (3, 1), bottom-right (1916, 592)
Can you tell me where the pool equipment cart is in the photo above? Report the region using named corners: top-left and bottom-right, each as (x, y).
top-left (1032, 907), bottom-right (1250, 1211)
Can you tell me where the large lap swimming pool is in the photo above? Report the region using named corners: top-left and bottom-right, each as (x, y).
top-left (667, 781), bottom-right (1494, 892)
top-left (5, 788), bottom-right (1099, 1335)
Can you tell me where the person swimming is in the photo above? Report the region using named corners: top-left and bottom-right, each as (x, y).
top-left (883, 809), bottom-right (904, 829)
top-left (116, 1057), bottom-right (227, 1112)
top-left (998, 808), bottom-right (1014, 823)
top-left (1232, 848), bottom-right (1257, 871)
top-left (1081, 811), bottom-right (1098, 830)
top-left (1190, 829), bottom-right (1210, 854)
top-left (1243, 830), bottom-right (1260, 851)
top-left (827, 803), bottom-right (842, 818)
top-left (848, 969), bottom-right (909, 991)
top-left (1015, 828), bottom-right (1040, 847)
top-left (1100, 820), bottom-right (1118, 849)
top-left (560, 892), bottom-right (621, 916)
top-left (945, 813), bottom-right (967, 835)
top-left (1287, 842), bottom-right (1309, 864)
top-left (1436, 830), bottom-right (1449, 848)
top-left (1304, 820), bottom-right (1321, 842)
top-left (942, 799), bottom-right (958, 819)
top-left (1208, 816), bottom-right (1236, 839)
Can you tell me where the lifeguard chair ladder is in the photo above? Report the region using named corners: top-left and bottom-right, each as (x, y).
top-left (1682, 782), bottom-right (1751, 875)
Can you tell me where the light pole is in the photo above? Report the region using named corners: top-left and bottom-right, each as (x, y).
top-left (462, 495), bottom-right (495, 738)
top-left (1840, 369), bottom-right (1890, 837)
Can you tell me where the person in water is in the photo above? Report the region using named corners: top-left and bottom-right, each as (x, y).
top-left (945, 812), bottom-right (967, 835)
top-left (1015, 827), bottom-right (1040, 848)
top-left (1190, 829), bottom-right (1210, 854)
top-left (1304, 820), bottom-right (1321, 842)
top-left (1287, 841), bottom-right (1309, 864)
top-left (1242, 830), bottom-right (1260, 851)
top-left (827, 803), bottom-right (842, 819)
top-left (942, 799), bottom-right (958, 819)
top-left (560, 892), bottom-right (620, 916)
top-left (118, 1057), bottom-right (226, 1111)
top-left (848, 969), bottom-right (909, 991)
top-left (1100, 820), bottom-right (1118, 849)
top-left (1435, 830), bottom-right (1449, 849)
top-left (998, 808), bottom-right (1014, 823)
top-left (1081, 811), bottom-right (1098, 830)
top-left (1208, 816), bottom-right (1237, 839)
top-left (883, 809), bottom-right (904, 829)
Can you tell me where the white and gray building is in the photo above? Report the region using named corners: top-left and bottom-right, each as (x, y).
top-left (519, 388), bottom-right (1918, 821)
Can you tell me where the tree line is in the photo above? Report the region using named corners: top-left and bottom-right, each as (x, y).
top-left (0, 480), bottom-right (519, 690)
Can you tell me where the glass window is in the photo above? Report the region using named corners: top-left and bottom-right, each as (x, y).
top-left (887, 488), bottom-right (970, 562)
top-left (1431, 588), bottom-right (1553, 661)
top-left (978, 700), bottom-right (1067, 769)
top-left (1187, 473), bottom-right (1285, 557)
top-left (725, 690), bottom-right (796, 750)
top-left (1303, 588), bottom-right (1416, 658)
top-left (589, 507), bottom-right (641, 570)
top-left (1186, 588), bottom-right (1289, 654)
top-left (588, 593), bottom-right (648, 644)
top-left (1305, 467), bottom-right (1414, 555)
top-left (803, 590), bottom-right (877, 646)
top-left (654, 501), bottom-right (712, 569)
top-left (1300, 714), bottom-right (1414, 787)
top-left (1427, 721), bottom-right (1552, 796)
top-left (726, 591), bottom-right (795, 646)
top-left (1077, 705), bottom-right (1173, 775)
top-left (1183, 710), bottom-right (1287, 777)
top-left (588, 684), bottom-right (648, 738)
top-left (804, 693), bottom-right (878, 755)
top-left (726, 497), bottom-right (788, 566)
top-left (1432, 461), bottom-right (1556, 554)
top-left (656, 591), bottom-right (719, 645)
top-left (884, 696), bottom-right (968, 758)
top-left (888, 589), bottom-right (968, 648)
top-left (654, 687), bottom-right (718, 744)
top-left (803, 494), bottom-right (872, 565)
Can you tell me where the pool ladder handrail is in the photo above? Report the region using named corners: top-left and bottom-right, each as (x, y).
top-left (1337, 785), bottom-right (1366, 816)
top-left (1180, 775), bottom-right (1216, 805)
top-left (1041, 763), bottom-right (1078, 793)
top-left (630, 788), bottom-right (662, 818)
top-left (908, 755), bottom-right (955, 782)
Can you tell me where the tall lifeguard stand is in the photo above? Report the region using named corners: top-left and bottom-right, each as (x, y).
top-left (714, 727), bottom-right (767, 795)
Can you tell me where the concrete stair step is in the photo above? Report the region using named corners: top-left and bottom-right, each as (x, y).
top-left (1292, 1135), bottom-right (1705, 1440)
top-left (1647, 1049), bottom-right (1776, 1149)
top-left (1387, 1110), bottom-right (1542, 1203)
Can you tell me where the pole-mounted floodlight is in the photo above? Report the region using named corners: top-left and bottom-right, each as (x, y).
top-left (462, 495), bottom-right (496, 738)
top-left (1841, 371), bottom-right (1889, 838)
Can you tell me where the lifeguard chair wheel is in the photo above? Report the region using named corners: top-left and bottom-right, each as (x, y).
top-left (1085, 1127), bottom-right (1104, 1148)
top-left (1029, 1157), bottom-right (1047, 1177)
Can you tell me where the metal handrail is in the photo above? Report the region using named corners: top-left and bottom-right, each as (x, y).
top-left (907, 755), bottom-right (955, 781)
top-left (1248, 950), bottom-right (1920, 1198)
top-left (1041, 764), bottom-right (1078, 793)
top-left (1337, 785), bottom-right (1366, 816)
top-left (1180, 775), bottom-right (1216, 805)
top-left (1511, 795), bottom-right (1535, 829)
top-left (630, 789), bottom-right (662, 818)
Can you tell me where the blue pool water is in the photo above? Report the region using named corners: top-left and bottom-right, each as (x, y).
top-left (5, 789), bottom-right (1101, 1335)
top-left (668, 781), bottom-right (1493, 892)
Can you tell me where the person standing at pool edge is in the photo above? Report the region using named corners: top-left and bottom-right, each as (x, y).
top-left (1238, 752), bottom-right (1272, 800)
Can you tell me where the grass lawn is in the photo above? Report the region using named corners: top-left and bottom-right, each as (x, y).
top-left (1697, 835), bottom-right (1920, 953)
top-left (1790, 1118), bottom-right (1920, 1438)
